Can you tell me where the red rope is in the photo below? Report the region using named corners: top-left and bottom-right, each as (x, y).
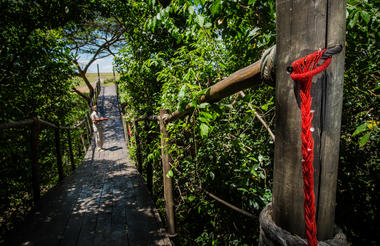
top-left (290, 49), bottom-right (332, 246)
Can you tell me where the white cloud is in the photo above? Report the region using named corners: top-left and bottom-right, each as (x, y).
top-left (78, 55), bottom-right (115, 73)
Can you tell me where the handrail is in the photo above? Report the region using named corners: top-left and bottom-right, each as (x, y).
top-left (0, 80), bottom-right (101, 131)
top-left (123, 57), bottom-right (275, 235)
top-left (0, 80), bottom-right (101, 205)
top-left (0, 118), bottom-right (34, 129)
top-left (164, 60), bottom-right (261, 123)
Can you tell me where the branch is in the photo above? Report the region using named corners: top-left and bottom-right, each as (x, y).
top-left (239, 91), bottom-right (275, 142)
top-left (72, 87), bottom-right (90, 103)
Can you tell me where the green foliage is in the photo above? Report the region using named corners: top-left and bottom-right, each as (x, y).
top-left (0, 1), bottom-right (95, 243)
top-left (116, 0), bottom-right (276, 244)
top-left (336, 1), bottom-right (379, 245)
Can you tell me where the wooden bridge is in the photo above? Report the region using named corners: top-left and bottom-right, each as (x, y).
top-left (5, 86), bottom-right (171, 246)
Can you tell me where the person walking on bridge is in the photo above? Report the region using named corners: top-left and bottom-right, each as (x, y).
top-left (90, 105), bottom-right (108, 152)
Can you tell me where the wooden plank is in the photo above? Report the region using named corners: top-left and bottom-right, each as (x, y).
top-left (317, 0), bottom-right (346, 240)
top-left (273, 0), bottom-right (327, 237)
top-left (159, 109), bottom-right (176, 236)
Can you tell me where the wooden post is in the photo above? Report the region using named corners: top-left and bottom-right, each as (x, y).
top-left (55, 127), bottom-right (64, 181)
top-left (30, 118), bottom-right (40, 203)
top-left (85, 112), bottom-right (92, 145)
top-left (159, 109), bottom-right (176, 236)
top-left (121, 115), bottom-right (129, 145)
top-left (67, 129), bottom-right (75, 171)
top-left (145, 121), bottom-right (153, 193)
top-left (132, 120), bottom-right (142, 173)
top-left (126, 122), bottom-right (130, 146)
top-left (80, 126), bottom-right (87, 152)
top-left (97, 64), bottom-right (100, 82)
top-left (113, 66), bottom-right (116, 83)
top-left (270, 0), bottom-right (346, 242)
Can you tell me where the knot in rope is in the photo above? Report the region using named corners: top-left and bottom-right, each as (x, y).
top-left (290, 48), bottom-right (332, 246)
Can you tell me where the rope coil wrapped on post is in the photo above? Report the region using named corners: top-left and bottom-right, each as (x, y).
top-left (259, 203), bottom-right (347, 246)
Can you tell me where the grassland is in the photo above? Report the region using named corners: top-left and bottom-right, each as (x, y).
top-left (72, 73), bottom-right (120, 87)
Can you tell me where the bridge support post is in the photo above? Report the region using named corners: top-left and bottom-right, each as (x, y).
top-left (159, 109), bottom-right (176, 236)
top-left (79, 126), bottom-right (87, 152)
top-left (55, 127), bottom-right (64, 181)
top-left (67, 129), bottom-right (76, 171)
top-left (260, 1), bottom-right (347, 245)
top-left (30, 118), bottom-right (41, 204)
top-left (133, 119), bottom-right (142, 174)
top-left (144, 121), bottom-right (153, 193)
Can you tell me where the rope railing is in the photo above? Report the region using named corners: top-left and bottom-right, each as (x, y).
top-left (118, 54), bottom-right (276, 236)
top-left (0, 80), bottom-right (101, 204)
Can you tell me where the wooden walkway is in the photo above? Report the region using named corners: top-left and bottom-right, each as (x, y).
top-left (8, 86), bottom-right (171, 246)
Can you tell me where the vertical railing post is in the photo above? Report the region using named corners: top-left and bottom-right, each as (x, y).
top-left (126, 121), bottom-right (131, 146)
top-left (113, 66), bottom-right (116, 83)
top-left (132, 119), bottom-right (142, 174)
top-left (80, 125), bottom-right (87, 152)
top-left (67, 129), bottom-right (75, 171)
top-left (55, 125), bottom-right (64, 181)
top-left (85, 112), bottom-right (93, 146)
top-left (121, 115), bottom-right (129, 145)
top-left (159, 109), bottom-right (176, 236)
top-left (145, 121), bottom-right (153, 193)
top-left (97, 63), bottom-right (100, 82)
top-left (30, 117), bottom-right (41, 204)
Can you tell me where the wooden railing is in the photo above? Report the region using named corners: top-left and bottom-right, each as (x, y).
top-left (0, 80), bottom-right (101, 205)
top-left (117, 58), bottom-right (275, 236)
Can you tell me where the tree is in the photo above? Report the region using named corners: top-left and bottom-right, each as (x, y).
top-left (66, 17), bottom-right (125, 105)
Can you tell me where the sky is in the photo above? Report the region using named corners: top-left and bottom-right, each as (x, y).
top-left (78, 54), bottom-right (115, 73)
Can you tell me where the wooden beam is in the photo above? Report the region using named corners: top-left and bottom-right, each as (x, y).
top-left (159, 109), bottom-right (176, 236)
top-left (0, 118), bottom-right (34, 129)
top-left (273, 0), bottom-right (345, 240)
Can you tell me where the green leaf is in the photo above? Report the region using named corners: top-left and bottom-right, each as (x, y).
top-left (359, 132), bottom-right (371, 147)
top-left (188, 5), bottom-right (195, 15)
top-left (209, 171), bottom-right (215, 180)
top-left (361, 11), bottom-right (370, 24)
top-left (198, 103), bottom-right (209, 109)
top-left (166, 169), bottom-right (173, 178)
top-left (178, 84), bottom-right (187, 100)
top-left (349, 11), bottom-right (359, 29)
top-left (195, 15), bottom-right (205, 27)
top-left (188, 195), bottom-right (195, 202)
top-left (204, 22), bottom-right (212, 29)
top-left (352, 123), bottom-right (368, 136)
top-left (200, 123), bottom-right (209, 137)
top-left (210, 1), bottom-right (220, 15)
top-left (248, 0), bottom-right (256, 4)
